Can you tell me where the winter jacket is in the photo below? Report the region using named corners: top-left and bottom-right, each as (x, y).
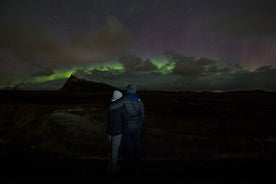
top-left (106, 101), bottom-right (124, 136)
top-left (108, 93), bottom-right (145, 130)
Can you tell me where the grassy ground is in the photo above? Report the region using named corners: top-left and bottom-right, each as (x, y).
top-left (0, 90), bottom-right (276, 180)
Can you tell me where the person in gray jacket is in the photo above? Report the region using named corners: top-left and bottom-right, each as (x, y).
top-left (106, 90), bottom-right (124, 174)
top-left (108, 84), bottom-right (145, 170)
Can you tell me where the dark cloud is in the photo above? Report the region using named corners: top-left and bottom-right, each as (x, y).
top-left (18, 47), bottom-right (276, 91)
top-left (118, 54), bottom-right (157, 72)
top-left (31, 69), bottom-right (54, 77)
top-left (77, 17), bottom-right (134, 57)
top-left (161, 50), bottom-right (276, 91)
top-left (205, 65), bottom-right (220, 73)
top-left (173, 60), bottom-right (203, 76)
top-left (74, 68), bottom-right (125, 83)
top-left (76, 69), bottom-right (176, 91)
top-left (164, 50), bottom-right (240, 77)
top-left (119, 54), bottom-right (142, 72)
top-left (164, 50), bottom-right (194, 63)
top-left (161, 66), bottom-right (276, 91)
top-left (165, 50), bottom-right (203, 76)
top-left (197, 57), bottom-right (216, 66)
top-left (20, 60), bottom-right (276, 92)
top-left (255, 65), bottom-right (273, 72)
top-left (205, 65), bottom-right (233, 74)
top-left (165, 50), bottom-right (219, 76)
top-left (0, 17), bottom-right (134, 85)
top-left (137, 59), bottom-right (158, 72)
top-left (223, 67), bottom-right (276, 91)
top-left (0, 22), bottom-right (65, 85)
top-left (0, 17), bottom-right (133, 66)
top-left (0, 20), bottom-right (60, 59)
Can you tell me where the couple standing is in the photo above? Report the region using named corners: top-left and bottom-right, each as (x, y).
top-left (106, 84), bottom-right (145, 174)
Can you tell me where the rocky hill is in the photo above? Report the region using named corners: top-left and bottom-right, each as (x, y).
top-left (61, 75), bottom-right (119, 92)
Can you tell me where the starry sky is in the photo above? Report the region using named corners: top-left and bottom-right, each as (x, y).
top-left (1, 0), bottom-right (276, 91)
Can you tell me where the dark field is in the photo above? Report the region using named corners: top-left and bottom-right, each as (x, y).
top-left (1, 90), bottom-right (276, 181)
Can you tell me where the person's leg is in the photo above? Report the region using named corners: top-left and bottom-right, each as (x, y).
top-left (132, 128), bottom-right (142, 172)
top-left (107, 135), bottom-right (112, 172)
top-left (111, 134), bottom-right (122, 172)
top-left (122, 129), bottom-right (131, 163)
top-left (132, 128), bottom-right (141, 162)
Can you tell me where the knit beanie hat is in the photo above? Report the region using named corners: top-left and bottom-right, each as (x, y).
top-left (111, 90), bottom-right (123, 101)
top-left (126, 84), bottom-right (136, 93)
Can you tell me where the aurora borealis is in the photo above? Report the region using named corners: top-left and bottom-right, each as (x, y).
top-left (1, 0), bottom-right (276, 91)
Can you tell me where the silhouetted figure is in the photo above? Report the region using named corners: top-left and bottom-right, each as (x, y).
top-left (106, 90), bottom-right (124, 174)
top-left (108, 84), bottom-right (145, 173)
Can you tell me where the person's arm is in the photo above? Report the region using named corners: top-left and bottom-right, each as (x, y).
top-left (108, 97), bottom-right (124, 111)
top-left (140, 101), bottom-right (145, 122)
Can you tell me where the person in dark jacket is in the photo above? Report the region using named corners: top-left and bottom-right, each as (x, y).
top-left (108, 84), bottom-right (145, 171)
top-left (106, 90), bottom-right (124, 174)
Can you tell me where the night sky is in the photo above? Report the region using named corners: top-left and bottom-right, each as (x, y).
top-left (1, 0), bottom-right (276, 91)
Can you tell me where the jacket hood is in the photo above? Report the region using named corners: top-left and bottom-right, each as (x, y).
top-left (126, 84), bottom-right (137, 93)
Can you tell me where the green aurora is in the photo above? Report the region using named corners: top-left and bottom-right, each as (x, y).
top-left (1, 59), bottom-right (175, 89)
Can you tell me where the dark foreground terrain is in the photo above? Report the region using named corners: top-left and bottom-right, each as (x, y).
top-left (0, 149), bottom-right (276, 183)
top-left (1, 90), bottom-right (276, 182)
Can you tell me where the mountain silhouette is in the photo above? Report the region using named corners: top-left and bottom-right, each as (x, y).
top-left (61, 75), bottom-right (119, 92)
